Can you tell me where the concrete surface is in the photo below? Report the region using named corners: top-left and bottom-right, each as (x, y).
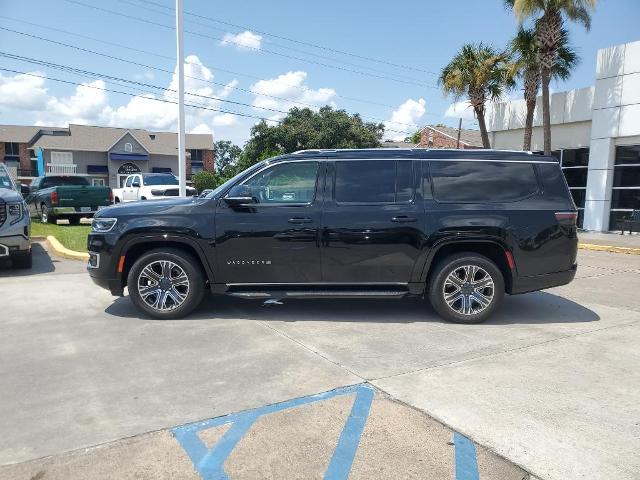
top-left (1, 244), bottom-right (639, 479)
top-left (579, 230), bottom-right (640, 248)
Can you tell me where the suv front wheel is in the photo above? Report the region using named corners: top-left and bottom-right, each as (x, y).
top-left (127, 248), bottom-right (205, 319)
top-left (428, 253), bottom-right (504, 324)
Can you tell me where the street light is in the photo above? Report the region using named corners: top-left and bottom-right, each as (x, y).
top-left (175, 0), bottom-right (186, 197)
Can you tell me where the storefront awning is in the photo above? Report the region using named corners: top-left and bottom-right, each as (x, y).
top-left (109, 153), bottom-right (148, 161)
top-left (87, 165), bottom-right (109, 174)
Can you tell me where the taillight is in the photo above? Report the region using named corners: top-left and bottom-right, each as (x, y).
top-left (555, 211), bottom-right (578, 226)
top-left (108, 189), bottom-right (113, 203)
top-left (51, 191), bottom-right (58, 205)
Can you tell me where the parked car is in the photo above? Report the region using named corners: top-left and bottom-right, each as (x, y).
top-left (26, 176), bottom-right (112, 225)
top-left (112, 173), bottom-right (197, 203)
top-left (87, 149), bottom-right (578, 323)
top-left (0, 163), bottom-right (31, 268)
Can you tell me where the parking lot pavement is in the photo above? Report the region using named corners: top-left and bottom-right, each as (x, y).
top-left (1, 246), bottom-right (639, 479)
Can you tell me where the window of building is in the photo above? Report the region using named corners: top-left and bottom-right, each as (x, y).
top-left (92, 178), bottom-right (106, 186)
top-left (190, 149), bottom-right (203, 163)
top-left (241, 161), bottom-right (318, 204)
top-left (50, 151), bottom-right (73, 164)
top-left (4, 142), bottom-right (19, 159)
top-left (555, 148), bottom-right (589, 228)
top-left (124, 142), bottom-right (133, 153)
top-left (610, 145), bottom-right (640, 230)
top-left (431, 161), bottom-right (538, 203)
top-left (335, 160), bottom-right (413, 204)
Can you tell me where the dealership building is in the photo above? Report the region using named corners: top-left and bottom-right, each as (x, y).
top-left (487, 39), bottom-right (640, 231)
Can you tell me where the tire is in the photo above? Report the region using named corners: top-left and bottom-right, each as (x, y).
top-left (68, 216), bottom-right (81, 225)
top-left (127, 248), bottom-right (205, 319)
top-left (428, 253), bottom-right (504, 324)
top-left (41, 205), bottom-right (57, 225)
top-left (11, 250), bottom-right (32, 269)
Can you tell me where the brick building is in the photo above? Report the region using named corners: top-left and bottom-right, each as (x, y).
top-left (418, 125), bottom-right (483, 149)
top-left (0, 124), bottom-right (215, 186)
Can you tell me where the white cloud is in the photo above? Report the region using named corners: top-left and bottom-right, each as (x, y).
top-left (0, 71), bottom-right (50, 110)
top-left (384, 98), bottom-right (426, 140)
top-left (444, 101), bottom-right (476, 121)
top-left (132, 71), bottom-right (155, 81)
top-left (250, 71), bottom-right (336, 122)
top-left (0, 56), bottom-right (242, 140)
top-left (220, 30), bottom-right (262, 51)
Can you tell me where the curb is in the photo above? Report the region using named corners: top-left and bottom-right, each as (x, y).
top-left (578, 242), bottom-right (640, 255)
top-left (45, 236), bottom-right (89, 261)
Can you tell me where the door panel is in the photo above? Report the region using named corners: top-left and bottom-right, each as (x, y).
top-left (214, 161), bottom-right (323, 284)
top-left (321, 160), bottom-right (425, 283)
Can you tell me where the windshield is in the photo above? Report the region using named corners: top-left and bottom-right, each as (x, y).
top-left (206, 161), bottom-right (266, 198)
top-left (143, 174), bottom-right (179, 186)
top-left (0, 166), bottom-right (17, 190)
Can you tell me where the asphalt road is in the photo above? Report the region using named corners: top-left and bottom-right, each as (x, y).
top-left (1, 244), bottom-right (639, 479)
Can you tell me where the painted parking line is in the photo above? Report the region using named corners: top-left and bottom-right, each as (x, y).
top-left (172, 384), bottom-right (374, 480)
top-left (454, 431), bottom-right (480, 480)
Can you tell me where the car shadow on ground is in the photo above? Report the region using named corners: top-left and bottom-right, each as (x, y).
top-left (0, 243), bottom-right (55, 277)
top-left (105, 290), bottom-right (600, 326)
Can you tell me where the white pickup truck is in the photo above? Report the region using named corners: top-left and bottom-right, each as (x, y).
top-left (112, 173), bottom-right (197, 203)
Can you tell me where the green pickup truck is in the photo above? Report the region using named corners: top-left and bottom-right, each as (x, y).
top-left (26, 176), bottom-right (112, 225)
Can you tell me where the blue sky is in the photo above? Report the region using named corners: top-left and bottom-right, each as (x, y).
top-left (1, 0), bottom-right (639, 146)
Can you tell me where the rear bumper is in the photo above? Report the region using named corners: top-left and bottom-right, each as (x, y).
top-left (52, 206), bottom-right (107, 216)
top-left (510, 264), bottom-right (577, 294)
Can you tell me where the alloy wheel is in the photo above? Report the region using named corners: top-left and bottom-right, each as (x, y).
top-left (137, 260), bottom-right (190, 311)
top-left (442, 265), bottom-right (495, 316)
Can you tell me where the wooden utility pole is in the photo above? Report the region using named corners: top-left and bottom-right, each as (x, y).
top-left (456, 118), bottom-right (462, 149)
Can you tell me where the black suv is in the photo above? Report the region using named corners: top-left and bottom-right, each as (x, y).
top-left (87, 149), bottom-right (578, 323)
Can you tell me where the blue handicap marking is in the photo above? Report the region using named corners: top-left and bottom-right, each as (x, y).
top-left (453, 431), bottom-right (480, 480)
top-left (172, 383), bottom-right (375, 480)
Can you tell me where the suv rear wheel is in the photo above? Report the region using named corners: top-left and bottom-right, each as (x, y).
top-left (428, 253), bottom-right (504, 324)
top-left (127, 248), bottom-right (205, 319)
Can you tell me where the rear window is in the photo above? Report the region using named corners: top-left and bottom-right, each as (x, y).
top-left (431, 161), bottom-right (539, 203)
top-left (41, 176), bottom-right (90, 188)
top-left (335, 160), bottom-right (413, 204)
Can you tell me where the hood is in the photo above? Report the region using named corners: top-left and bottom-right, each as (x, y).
top-left (96, 196), bottom-right (207, 218)
top-left (0, 187), bottom-right (23, 203)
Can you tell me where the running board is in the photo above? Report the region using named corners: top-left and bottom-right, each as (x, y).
top-left (227, 290), bottom-right (409, 300)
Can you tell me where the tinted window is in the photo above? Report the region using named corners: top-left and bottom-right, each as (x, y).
top-left (143, 174), bottom-right (178, 186)
top-left (41, 176), bottom-right (90, 188)
top-left (335, 160), bottom-right (413, 203)
top-left (561, 148), bottom-right (589, 167)
top-left (563, 168), bottom-right (588, 188)
top-left (615, 145), bottom-right (640, 165)
top-left (431, 161), bottom-right (538, 203)
top-left (242, 161), bottom-right (318, 204)
top-left (613, 166), bottom-right (640, 187)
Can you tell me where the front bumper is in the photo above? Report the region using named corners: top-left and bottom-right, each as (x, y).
top-left (510, 264), bottom-right (577, 294)
top-left (87, 231), bottom-right (124, 296)
top-left (0, 224), bottom-right (31, 257)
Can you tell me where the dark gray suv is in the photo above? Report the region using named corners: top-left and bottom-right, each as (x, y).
top-left (0, 164), bottom-right (31, 269)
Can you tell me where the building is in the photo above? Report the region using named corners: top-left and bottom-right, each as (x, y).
top-left (0, 124), bottom-right (215, 187)
top-left (487, 39), bottom-right (640, 232)
top-left (418, 125), bottom-right (483, 149)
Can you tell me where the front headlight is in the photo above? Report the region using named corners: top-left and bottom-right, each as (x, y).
top-left (92, 217), bottom-right (118, 233)
top-left (8, 202), bottom-right (24, 225)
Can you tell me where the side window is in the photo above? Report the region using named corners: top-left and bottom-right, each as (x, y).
top-left (430, 161), bottom-right (539, 203)
top-left (240, 161), bottom-right (318, 204)
top-left (125, 176), bottom-right (133, 187)
top-left (335, 160), bottom-right (413, 204)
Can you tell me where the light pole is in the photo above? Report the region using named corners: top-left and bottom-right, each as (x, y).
top-left (175, 0), bottom-right (186, 196)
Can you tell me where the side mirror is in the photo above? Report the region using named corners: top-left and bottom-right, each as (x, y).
top-left (224, 185), bottom-right (254, 206)
top-left (20, 184), bottom-right (30, 196)
top-left (131, 181), bottom-right (140, 188)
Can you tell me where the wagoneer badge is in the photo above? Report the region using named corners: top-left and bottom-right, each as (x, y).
top-left (227, 260), bottom-right (272, 265)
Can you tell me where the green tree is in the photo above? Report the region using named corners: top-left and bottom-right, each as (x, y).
top-left (213, 140), bottom-right (242, 177)
top-left (192, 170), bottom-right (222, 193)
top-left (439, 43), bottom-right (513, 148)
top-left (510, 0), bottom-right (596, 154)
top-left (241, 106), bottom-right (384, 168)
top-left (508, 26), bottom-right (578, 150)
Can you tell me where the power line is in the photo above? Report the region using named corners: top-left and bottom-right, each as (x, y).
top-left (0, 26), bottom-right (427, 131)
top-left (63, 0), bottom-right (437, 88)
top-left (133, 0), bottom-right (437, 76)
top-left (117, 0), bottom-right (432, 84)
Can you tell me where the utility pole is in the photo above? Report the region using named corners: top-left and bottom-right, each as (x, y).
top-left (175, 0), bottom-right (186, 197)
top-left (456, 118), bottom-right (462, 149)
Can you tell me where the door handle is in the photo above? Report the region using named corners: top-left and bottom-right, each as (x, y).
top-left (391, 216), bottom-right (417, 223)
top-left (288, 217), bottom-right (313, 224)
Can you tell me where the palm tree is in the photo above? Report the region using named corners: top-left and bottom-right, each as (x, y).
top-left (439, 43), bottom-right (513, 148)
top-left (508, 27), bottom-right (578, 150)
top-left (510, 0), bottom-right (596, 154)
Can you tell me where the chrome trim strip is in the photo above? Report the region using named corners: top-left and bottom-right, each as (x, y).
top-left (0, 244), bottom-right (9, 257)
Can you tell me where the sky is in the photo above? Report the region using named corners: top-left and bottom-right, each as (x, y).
top-left (0, 0), bottom-right (639, 147)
